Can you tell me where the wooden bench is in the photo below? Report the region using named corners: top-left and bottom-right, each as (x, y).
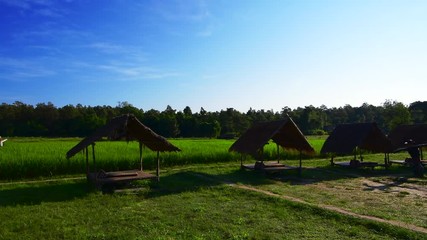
top-left (333, 161), bottom-right (383, 170)
top-left (242, 161), bottom-right (300, 173)
top-left (87, 169), bottom-right (158, 192)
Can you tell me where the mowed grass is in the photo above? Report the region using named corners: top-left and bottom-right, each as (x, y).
top-left (1, 138), bottom-right (426, 238)
top-left (193, 162), bottom-right (427, 230)
top-left (0, 170), bottom-right (425, 240)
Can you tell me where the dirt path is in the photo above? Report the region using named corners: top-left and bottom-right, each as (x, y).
top-left (0, 177), bottom-right (85, 186)
top-left (189, 172), bottom-right (427, 234)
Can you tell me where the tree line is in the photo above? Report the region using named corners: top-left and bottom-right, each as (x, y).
top-left (0, 100), bottom-right (426, 138)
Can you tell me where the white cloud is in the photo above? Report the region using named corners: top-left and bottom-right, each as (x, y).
top-left (0, 57), bottom-right (56, 81)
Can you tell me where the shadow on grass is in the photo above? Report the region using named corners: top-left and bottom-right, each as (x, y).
top-left (165, 161), bottom-right (422, 191)
top-left (273, 163), bottom-right (421, 184)
top-left (0, 180), bottom-right (94, 207)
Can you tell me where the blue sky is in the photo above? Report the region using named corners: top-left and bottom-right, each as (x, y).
top-left (0, 0), bottom-right (426, 112)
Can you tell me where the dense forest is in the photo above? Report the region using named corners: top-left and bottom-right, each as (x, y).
top-left (0, 100), bottom-right (426, 138)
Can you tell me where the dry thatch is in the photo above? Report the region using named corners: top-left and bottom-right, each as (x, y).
top-left (229, 117), bottom-right (314, 158)
top-left (66, 114), bottom-right (180, 159)
top-left (321, 122), bottom-right (393, 155)
top-left (388, 124), bottom-right (427, 151)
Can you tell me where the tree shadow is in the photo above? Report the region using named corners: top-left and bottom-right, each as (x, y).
top-left (0, 180), bottom-right (94, 207)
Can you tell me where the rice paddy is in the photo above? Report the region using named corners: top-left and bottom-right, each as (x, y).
top-left (0, 137), bottom-right (327, 181)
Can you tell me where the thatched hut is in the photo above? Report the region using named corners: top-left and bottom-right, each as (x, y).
top-left (321, 122), bottom-right (393, 168)
top-left (229, 117), bottom-right (314, 173)
top-left (66, 114), bottom-right (180, 186)
top-left (388, 124), bottom-right (427, 165)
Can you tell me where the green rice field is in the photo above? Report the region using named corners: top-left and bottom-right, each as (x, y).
top-left (0, 137), bottom-right (328, 180)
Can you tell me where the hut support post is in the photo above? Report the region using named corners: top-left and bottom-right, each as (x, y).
top-left (156, 151), bottom-right (160, 181)
top-left (298, 150), bottom-right (302, 176)
top-left (384, 153), bottom-right (389, 166)
top-left (330, 156), bottom-right (334, 166)
top-left (85, 146), bottom-right (89, 176)
top-left (276, 144), bottom-right (280, 163)
top-left (139, 142), bottom-right (143, 171)
top-left (92, 143), bottom-right (96, 173)
top-left (260, 148), bottom-right (264, 164)
top-left (240, 154), bottom-right (243, 168)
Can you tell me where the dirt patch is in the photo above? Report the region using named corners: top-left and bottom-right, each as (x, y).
top-left (361, 178), bottom-right (427, 198)
top-left (189, 172), bottom-right (427, 234)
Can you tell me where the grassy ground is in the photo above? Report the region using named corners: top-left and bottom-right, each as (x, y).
top-left (1, 138), bottom-right (426, 239)
top-left (1, 167), bottom-right (426, 239)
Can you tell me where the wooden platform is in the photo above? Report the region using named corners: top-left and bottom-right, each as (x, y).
top-left (333, 161), bottom-right (383, 169)
top-left (389, 160), bottom-right (427, 166)
top-left (87, 169), bottom-right (158, 186)
top-left (242, 161), bottom-right (300, 173)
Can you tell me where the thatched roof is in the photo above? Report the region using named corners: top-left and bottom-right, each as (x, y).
top-left (229, 117), bottom-right (314, 157)
top-left (388, 124), bottom-right (427, 151)
top-left (66, 114), bottom-right (180, 159)
top-left (320, 122), bottom-right (393, 155)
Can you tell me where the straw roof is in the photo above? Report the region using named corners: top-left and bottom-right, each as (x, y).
top-left (388, 124), bottom-right (427, 151)
top-left (320, 122), bottom-right (393, 155)
top-left (66, 114), bottom-right (180, 159)
top-left (229, 117), bottom-right (314, 157)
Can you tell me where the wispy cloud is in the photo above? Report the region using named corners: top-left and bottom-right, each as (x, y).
top-left (95, 62), bottom-right (181, 81)
top-left (153, 0), bottom-right (211, 22)
top-left (149, 0), bottom-right (215, 37)
top-left (86, 42), bottom-right (127, 54)
top-left (0, 57), bottom-right (56, 81)
top-left (0, 0), bottom-right (67, 18)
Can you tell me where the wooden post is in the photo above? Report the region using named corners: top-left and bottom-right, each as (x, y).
top-left (384, 153), bottom-right (388, 167)
top-left (276, 144), bottom-right (280, 163)
top-left (330, 155), bottom-right (334, 166)
top-left (85, 146), bottom-right (89, 176)
top-left (240, 154), bottom-right (243, 168)
top-left (298, 150), bottom-right (302, 177)
top-left (260, 148), bottom-right (264, 164)
top-left (156, 151), bottom-right (160, 181)
top-left (139, 142), bottom-right (143, 171)
top-left (92, 143), bottom-right (96, 173)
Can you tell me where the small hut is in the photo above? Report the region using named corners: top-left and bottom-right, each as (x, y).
top-left (229, 117), bottom-right (314, 173)
top-left (66, 114), bottom-right (180, 187)
top-left (321, 122), bottom-right (393, 168)
top-left (388, 124), bottom-right (427, 165)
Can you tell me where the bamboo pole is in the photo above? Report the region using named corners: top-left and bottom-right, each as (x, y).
top-left (139, 142), bottom-right (143, 171)
top-left (299, 150), bottom-right (302, 176)
top-left (156, 151), bottom-right (160, 181)
top-left (92, 143), bottom-right (96, 173)
top-left (85, 146), bottom-right (89, 176)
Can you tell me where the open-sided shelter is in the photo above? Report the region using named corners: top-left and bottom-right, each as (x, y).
top-left (321, 122), bottom-right (393, 168)
top-left (387, 124), bottom-right (427, 165)
top-left (229, 117), bottom-right (314, 173)
top-left (66, 114), bottom-right (180, 186)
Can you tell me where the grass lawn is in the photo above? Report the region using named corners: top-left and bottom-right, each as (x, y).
top-left (1, 168), bottom-right (425, 240)
top-left (1, 138), bottom-right (426, 239)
